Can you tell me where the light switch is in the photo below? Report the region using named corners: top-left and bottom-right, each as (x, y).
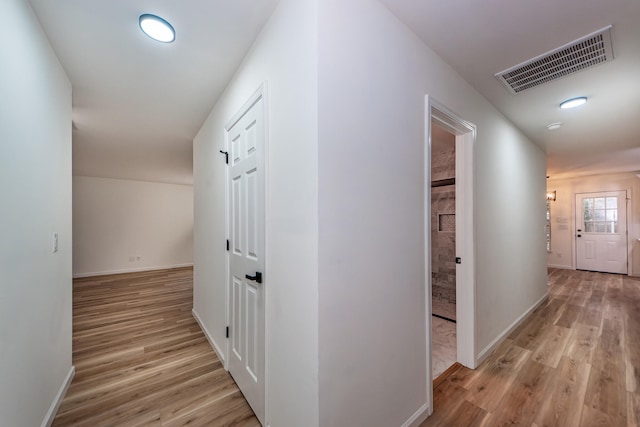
top-left (52, 233), bottom-right (58, 253)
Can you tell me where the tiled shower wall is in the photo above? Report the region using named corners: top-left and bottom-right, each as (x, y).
top-left (431, 142), bottom-right (456, 317)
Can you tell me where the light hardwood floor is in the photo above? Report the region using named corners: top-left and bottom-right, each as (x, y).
top-left (54, 267), bottom-right (639, 426)
top-left (421, 268), bottom-right (640, 427)
top-left (53, 267), bottom-right (259, 427)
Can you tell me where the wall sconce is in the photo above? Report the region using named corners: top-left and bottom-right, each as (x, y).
top-left (546, 191), bottom-right (556, 201)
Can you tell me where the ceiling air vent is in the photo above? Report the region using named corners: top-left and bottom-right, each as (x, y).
top-left (495, 26), bottom-right (613, 94)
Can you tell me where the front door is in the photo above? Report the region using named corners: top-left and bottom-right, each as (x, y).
top-left (575, 191), bottom-right (627, 274)
top-left (227, 91), bottom-right (265, 424)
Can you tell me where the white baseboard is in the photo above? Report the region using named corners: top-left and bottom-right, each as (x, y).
top-left (42, 365), bottom-right (75, 427)
top-left (548, 264), bottom-right (639, 277)
top-left (547, 264), bottom-right (572, 270)
top-left (401, 402), bottom-right (431, 427)
top-left (476, 292), bottom-right (549, 364)
top-left (192, 309), bottom-right (226, 367)
top-left (73, 263), bottom-right (194, 278)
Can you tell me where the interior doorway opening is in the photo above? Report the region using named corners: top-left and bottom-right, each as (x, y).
top-left (430, 122), bottom-right (457, 379)
top-left (424, 95), bottom-right (476, 415)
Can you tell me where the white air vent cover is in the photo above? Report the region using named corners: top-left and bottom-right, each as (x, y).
top-left (496, 26), bottom-right (613, 94)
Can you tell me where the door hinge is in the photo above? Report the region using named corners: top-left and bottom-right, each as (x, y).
top-left (226, 239), bottom-right (229, 251)
top-left (219, 150), bottom-right (229, 164)
top-left (226, 326), bottom-right (229, 338)
top-left (455, 257), bottom-right (462, 264)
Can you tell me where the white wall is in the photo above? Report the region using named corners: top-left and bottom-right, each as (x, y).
top-left (547, 172), bottom-right (640, 275)
top-left (317, 0), bottom-right (548, 425)
top-left (72, 176), bottom-right (193, 277)
top-left (0, 0), bottom-right (73, 425)
top-left (192, 0), bottom-right (319, 425)
top-left (194, 0), bottom-right (547, 425)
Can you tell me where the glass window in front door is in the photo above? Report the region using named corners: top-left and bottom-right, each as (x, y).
top-left (583, 197), bottom-right (618, 233)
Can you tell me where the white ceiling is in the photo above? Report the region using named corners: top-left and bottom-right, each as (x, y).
top-left (28, 0), bottom-right (640, 184)
top-left (380, 0), bottom-right (640, 180)
top-left (28, 0), bottom-right (279, 185)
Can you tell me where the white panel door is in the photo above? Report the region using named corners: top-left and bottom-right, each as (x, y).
top-left (575, 191), bottom-right (627, 274)
top-left (227, 93), bottom-right (265, 424)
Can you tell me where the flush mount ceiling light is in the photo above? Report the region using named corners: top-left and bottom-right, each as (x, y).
top-left (546, 122), bottom-right (563, 131)
top-left (560, 97), bottom-right (587, 109)
top-left (139, 14), bottom-right (175, 43)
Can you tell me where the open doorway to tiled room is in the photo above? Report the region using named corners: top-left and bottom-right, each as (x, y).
top-left (431, 122), bottom-right (457, 378)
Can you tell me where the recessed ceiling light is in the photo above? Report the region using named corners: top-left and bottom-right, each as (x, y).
top-left (139, 14), bottom-right (175, 43)
top-left (559, 97), bottom-right (587, 109)
top-left (546, 122), bottom-right (563, 130)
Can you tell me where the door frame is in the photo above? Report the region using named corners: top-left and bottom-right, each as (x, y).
top-left (424, 95), bottom-right (477, 414)
top-left (223, 82), bottom-right (270, 423)
top-left (573, 189), bottom-right (630, 274)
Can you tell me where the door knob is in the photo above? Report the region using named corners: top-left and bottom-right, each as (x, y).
top-left (245, 272), bottom-right (263, 284)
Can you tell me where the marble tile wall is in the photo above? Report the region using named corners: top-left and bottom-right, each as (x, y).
top-left (432, 145), bottom-right (455, 181)
top-left (431, 143), bottom-right (456, 316)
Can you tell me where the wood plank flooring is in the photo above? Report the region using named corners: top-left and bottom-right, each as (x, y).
top-left (421, 268), bottom-right (640, 427)
top-left (54, 267), bottom-right (639, 426)
top-left (53, 267), bottom-right (259, 427)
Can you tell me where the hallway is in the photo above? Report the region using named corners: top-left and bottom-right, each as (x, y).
top-left (52, 267), bottom-right (640, 425)
top-left (422, 268), bottom-right (640, 426)
top-left (53, 268), bottom-right (259, 426)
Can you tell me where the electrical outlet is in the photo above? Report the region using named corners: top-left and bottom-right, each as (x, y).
top-left (129, 256), bottom-right (136, 262)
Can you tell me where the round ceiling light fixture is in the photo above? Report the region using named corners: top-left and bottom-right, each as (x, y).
top-left (559, 96), bottom-right (587, 109)
top-left (139, 14), bottom-right (175, 43)
top-left (546, 122), bottom-right (563, 131)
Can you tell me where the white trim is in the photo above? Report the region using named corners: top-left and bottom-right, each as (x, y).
top-left (41, 366), bottom-right (75, 427)
top-left (626, 188), bottom-right (633, 276)
top-left (476, 293), bottom-right (548, 364)
top-left (401, 402), bottom-right (431, 427)
top-left (72, 174), bottom-right (193, 187)
top-left (222, 109), bottom-right (230, 372)
top-left (455, 128), bottom-right (477, 370)
top-left (423, 97), bottom-right (433, 416)
top-left (192, 309), bottom-right (226, 365)
top-left (72, 263), bottom-right (193, 278)
top-left (570, 192), bottom-right (577, 270)
top-left (547, 264), bottom-right (572, 270)
top-left (262, 83), bottom-right (271, 427)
